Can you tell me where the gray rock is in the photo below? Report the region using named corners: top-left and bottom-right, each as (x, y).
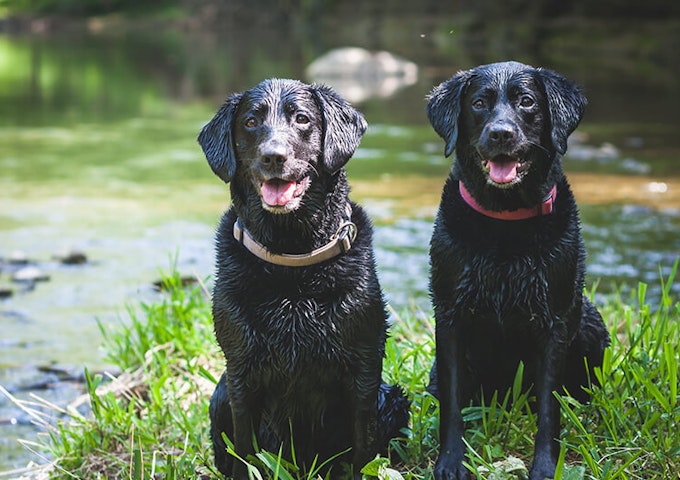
top-left (55, 250), bottom-right (88, 265)
top-left (306, 47), bottom-right (418, 103)
top-left (8, 250), bottom-right (29, 265)
top-left (12, 266), bottom-right (50, 283)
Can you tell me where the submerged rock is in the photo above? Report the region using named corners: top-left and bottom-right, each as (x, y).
top-left (152, 275), bottom-right (198, 291)
top-left (12, 266), bottom-right (50, 283)
top-left (54, 250), bottom-right (88, 265)
top-left (0, 285), bottom-right (13, 298)
top-left (306, 47), bottom-right (418, 103)
top-left (7, 250), bottom-right (29, 265)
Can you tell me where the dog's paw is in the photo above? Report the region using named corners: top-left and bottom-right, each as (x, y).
top-left (433, 456), bottom-right (471, 480)
top-left (528, 460), bottom-right (556, 480)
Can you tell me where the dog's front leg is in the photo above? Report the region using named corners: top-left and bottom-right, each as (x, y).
top-left (229, 387), bottom-right (259, 480)
top-left (434, 322), bottom-right (471, 480)
top-left (350, 355), bottom-right (381, 479)
top-left (530, 332), bottom-right (567, 480)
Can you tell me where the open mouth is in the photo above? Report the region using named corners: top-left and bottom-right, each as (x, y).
top-left (260, 177), bottom-right (310, 208)
top-left (482, 155), bottom-right (529, 185)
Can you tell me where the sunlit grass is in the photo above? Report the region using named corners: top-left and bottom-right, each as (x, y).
top-left (6, 261), bottom-right (679, 479)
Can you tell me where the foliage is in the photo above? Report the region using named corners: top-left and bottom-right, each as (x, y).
top-left (0, 0), bottom-right (176, 16)
top-left (1, 0), bottom-right (678, 18)
top-left (557, 264), bottom-right (680, 478)
top-left (31, 269), bottom-right (222, 479)
top-left (11, 262), bottom-right (680, 479)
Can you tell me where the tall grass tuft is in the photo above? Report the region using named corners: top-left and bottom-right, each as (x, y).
top-left (32, 269), bottom-right (222, 479)
top-left (557, 259), bottom-right (680, 479)
top-left (4, 261), bottom-right (678, 479)
top-left (379, 262), bottom-right (680, 479)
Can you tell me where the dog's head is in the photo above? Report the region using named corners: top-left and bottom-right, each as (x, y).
top-left (427, 61), bottom-right (586, 203)
top-left (198, 78), bottom-right (367, 214)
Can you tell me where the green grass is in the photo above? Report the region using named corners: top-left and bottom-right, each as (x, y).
top-left (9, 262), bottom-right (680, 479)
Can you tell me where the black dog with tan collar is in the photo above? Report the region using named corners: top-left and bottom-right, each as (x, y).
top-left (198, 78), bottom-right (409, 480)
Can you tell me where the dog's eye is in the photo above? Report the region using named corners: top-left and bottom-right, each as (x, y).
top-left (472, 99), bottom-right (486, 110)
top-left (295, 114), bottom-right (310, 125)
top-left (245, 117), bottom-right (258, 128)
top-left (519, 96), bottom-right (535, 108)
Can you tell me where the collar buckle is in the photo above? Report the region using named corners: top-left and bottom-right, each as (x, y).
top-left (336, 221), bottom-right (357, 253)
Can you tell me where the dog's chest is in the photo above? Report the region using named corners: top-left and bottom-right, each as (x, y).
top-left (432, 230), bottom-right (575, 331)
top-left (256, 297), bottom-right (348, 358)
top-left (433, 200), bottom-right (580, 327)
top-left (461, 257), bottom-right (551, 323)
top-left (215, 213), bottom-right (384, 377)
top-left (226, 268), bottom-right (361, 374)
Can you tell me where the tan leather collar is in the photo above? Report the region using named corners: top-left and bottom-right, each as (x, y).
top-left (233, 206), bottom-right (357, 267)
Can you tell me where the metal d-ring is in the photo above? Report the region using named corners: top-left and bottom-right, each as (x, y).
top-left (336, 221), bottom-right (357, 253)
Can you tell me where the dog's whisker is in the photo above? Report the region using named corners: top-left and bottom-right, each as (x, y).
top-left (529, 140), bottom-right (551, 156)
top-left (302, 160), bottom-right (320, 178)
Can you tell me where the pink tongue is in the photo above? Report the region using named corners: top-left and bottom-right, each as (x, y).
top-left (261, 180), bottom-right (297, 206)
top-left (488, 159), bottom-right (518, 184)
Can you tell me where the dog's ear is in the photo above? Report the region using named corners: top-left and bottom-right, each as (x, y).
top-left (311, 84), bottom-right (368, 173)
top-left (426, 70), bottom-right (474, 157)
top-left (197, 93), bottom-right (243, 183)
top-left (536, 68), bottom-right (587, 156)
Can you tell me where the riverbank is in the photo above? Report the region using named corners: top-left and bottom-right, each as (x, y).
top-left (3, 264), bottom-right (678, 479)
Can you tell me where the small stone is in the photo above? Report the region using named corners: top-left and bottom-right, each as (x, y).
top-left (8, 250), bottom-right (29, 265)
top-left (57, 251), bottom-right (88, 265)
top-left (0, 286), bottom-right (13, 298)
top-left (152, 275), bottom-right (198, 291)
top-left (12, 266), bottom-right (50, 283)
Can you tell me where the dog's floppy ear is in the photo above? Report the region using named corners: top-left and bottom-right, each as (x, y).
top-left (311, 84), bottom-right (368, 173)
top-left (536, 68), bottom-right (587, 156)
top-left (197, 93), bottom-right (243, 183)
top-left (426, 70), bottom-right (474, 157)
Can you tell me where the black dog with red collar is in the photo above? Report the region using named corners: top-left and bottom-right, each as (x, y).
top-left (426, 62), bottom-right (610, 480)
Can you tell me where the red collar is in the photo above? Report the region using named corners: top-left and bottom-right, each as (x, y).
top-left (459, 181), bottom-right (557, 220)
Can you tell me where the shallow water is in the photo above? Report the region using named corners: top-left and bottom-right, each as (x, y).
top-left (1, 8), bottom-right (680, 471)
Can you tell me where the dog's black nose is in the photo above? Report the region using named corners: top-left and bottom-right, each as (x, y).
top-left (261, 153), bottom-right (286, 167)
top-left (260, 140), bottom-right (288, 167)
top-left (487, 123), bottom-right (515, 144)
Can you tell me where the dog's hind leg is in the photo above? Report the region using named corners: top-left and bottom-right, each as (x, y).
top-left (565, 298), bottom-right (610, 402)
top-left (350, 373), bottom-right (381, 479)
top-left (209, 371), bottom-right (234, 476)
top-left (377, 381), bottom-right (410, 451)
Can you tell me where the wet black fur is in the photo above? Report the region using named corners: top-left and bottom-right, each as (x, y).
top-left (425, 62), bottom-right (610, 480)
top-left (198, 79), bottom-right (409, 479)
